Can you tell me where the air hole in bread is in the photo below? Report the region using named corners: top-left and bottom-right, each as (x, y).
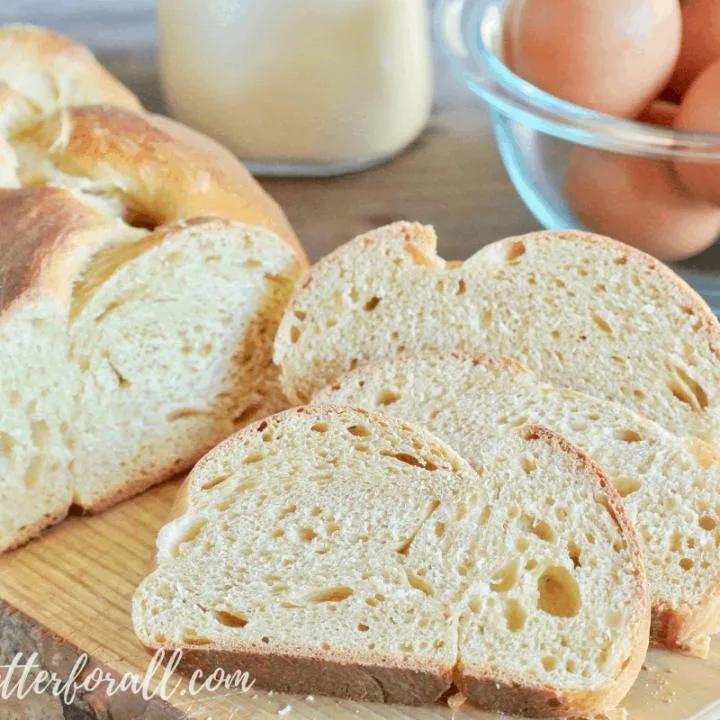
top-left (515, 537), bottom-right (529, 552)
top-left (506, 240), bottom-right (526, 264)
top-left (215, 610), bottom-right (248, 628)
top-left (201, 473), bottom-right (232, 491)
top-left (279, 504), bottom-right (297, 518)
top-left (679, 558), bottom-right (694, 571)
top-left (699, 515), bottom-right (717, 532)
top-left (480, 308), bottom-right (493, 329)
top-left (457, 279), bottom-right (466, 296)
top-left (364, 296), bottom-right (381, 312)
top-left (311, 423), bottom-right (328, 433)
top-left (24, 421), bottom-right (49, 489)
top-left (357, 623), bottom-right (369, 632)
top-left (566, 659), bottom-right (577, 673)
top-left (537, 567), bottom-right (580, 618)
top-left (505, 599), bottom-right (526, 632)
top-left (298, 527), bottom-right (317, 542)
top-left (619, 429), bottom-right (643, 443)
top-left (435, 522), bottom-right (445, 538)
top-left (377, 389), bottom-right (401, 406)
top-left (107, 358), bottom-right (129, 387)
top-left (490, 560), bottom-right (518, 593)
top-left (568, 542), bottom-right (582, 569)
top-left (405, 569), bottom-right (433, 597)
top-left (242, 452), bottom-right (264, 465)
top-left (525, 558), bottom-right (538, 571)
top-left (668, 366), bottom-right (709, 410)
top-left (382, 451), bottom-right (438, 471)
top-left (272, 529), bottom-right (284, 539)
top-left (670, 531), bottom-right (683, 553)
top-left (542, 655), bottom-right (557, 672)
top-left (521, 455), bottom-right (535, 474)
top-left (293, 310), bottom-right (306, 321)
top-left (0, 432), bottom-right (15, 457)
top-left (615, 255), bottom-right (628, 265)
top-left (308, 586), bottom-right (353, 603)
top-left (592, 313), bottom-right (613, 334)
top-left (326, 522), bottom-right (340, 535)
top-left (24, 454), bottom-right (44, 489)
top-left (347, 425), bottom-right (370, 438)
top-left (521, 515), bottom-right (555, 543)
top-left (691, 442), bottom-right (719, 469)
top-left (290, 326), bottom-right (301, 344)
top-left (614, 477), bottom-right (641, 498)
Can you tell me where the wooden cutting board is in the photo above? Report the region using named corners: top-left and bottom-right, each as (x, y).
top-left (0, 480), bottom-right (718, 720)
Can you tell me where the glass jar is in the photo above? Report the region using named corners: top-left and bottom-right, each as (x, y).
top-left (157, 0), bottom-right (433, 176)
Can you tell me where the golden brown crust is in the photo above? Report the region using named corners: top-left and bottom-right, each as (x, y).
top-left (152, 643), bottom-right (453, 705)
top-left (456, 674), bottom-right (578, 719)
top-left (652, 586), bottom-right (720, 658)
top-left (26, 105), bottom-right (304, 261)
top-left (0, 186), bottom-right (111, 314)
top-left (0, 505), bottom-right (70, 555)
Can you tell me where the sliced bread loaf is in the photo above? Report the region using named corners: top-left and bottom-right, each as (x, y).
top-left (0, 41), bottom-right (307, 551)
top-left (314, 352), bottom-right (720, 657)
top-left (0, 187), bottom-right (304, 552)
top-left (275, 223), bottom-right (720, 445)
top-left (134, 405), bottom-right (649, 717)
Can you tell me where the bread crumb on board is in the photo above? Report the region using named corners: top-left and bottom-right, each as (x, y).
top-left (278, 705), bottom-right (292, 716)
top-left (447, 692), bottom-right (467, 710)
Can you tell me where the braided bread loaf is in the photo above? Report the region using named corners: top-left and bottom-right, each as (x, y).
top-left (0, 25), bottom-right (306, 552)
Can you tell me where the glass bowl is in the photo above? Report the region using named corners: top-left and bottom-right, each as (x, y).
top-left (435, 0), bottom-right (720, 314)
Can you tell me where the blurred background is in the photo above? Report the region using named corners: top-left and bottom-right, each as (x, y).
top-left (0, 0), bottom-right (537, 263)
top-left (5, 0), bottom-right (720, 294)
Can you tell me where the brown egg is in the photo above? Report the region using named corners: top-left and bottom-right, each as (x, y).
top-left (504, 0), bottom-right (681, 118)
top-left (639, 100), bottom-right (680, 127)
top-left (567, 104), bottom-right (720, 261)
top-left (675, 58), bottom-right (720, 204)
top-left (670, 0), bottom-right (720, 96)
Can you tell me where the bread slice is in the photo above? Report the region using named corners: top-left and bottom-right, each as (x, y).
top-left (133, 405), bottom-right (649, 717)
top-left (0, 186), bottom-right (304, 552)
top-left (314, 352), bottom-right (720, 657)
top-left (274, 223), bottom-right (720, 445)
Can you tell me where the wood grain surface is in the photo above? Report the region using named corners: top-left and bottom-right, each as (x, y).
top-left (0, 2), bottom-right (719, 719)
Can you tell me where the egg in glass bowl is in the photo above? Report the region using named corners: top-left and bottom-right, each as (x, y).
top-left (435, 0), bottom-right (720, 314)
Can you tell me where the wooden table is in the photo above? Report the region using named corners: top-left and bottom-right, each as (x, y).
top-left (1, 3), bottom-right (719, 720)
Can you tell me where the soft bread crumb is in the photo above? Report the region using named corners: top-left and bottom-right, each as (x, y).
top-left (314, 351), bottom-right (720, 655)
top-left (275, 222), bottom-right (720, 446)
top-left (133, 405), bottom-right (648, 717)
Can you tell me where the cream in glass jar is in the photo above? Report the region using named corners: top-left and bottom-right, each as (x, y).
top-left (157, 0), bottom-right (433, 176)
